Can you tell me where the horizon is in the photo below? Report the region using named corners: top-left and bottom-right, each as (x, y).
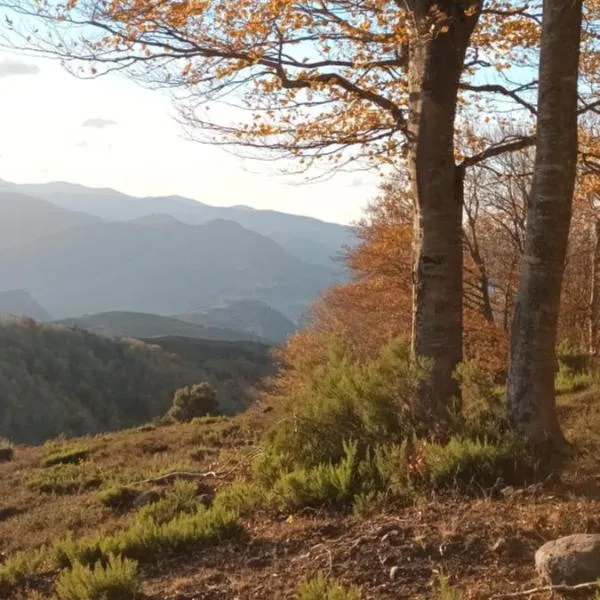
top-left (0, 49), bottom-right (381, 226)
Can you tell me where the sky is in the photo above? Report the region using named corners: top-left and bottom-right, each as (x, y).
top-left (0, 49), bottom-right (381, 225)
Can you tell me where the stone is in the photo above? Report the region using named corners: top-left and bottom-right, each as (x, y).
top-left (389, 566), bottom-right (400, 581)
top-left (535, 534), bottom-right (600, 586)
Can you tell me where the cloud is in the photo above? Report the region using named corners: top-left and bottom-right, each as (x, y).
top-left (0, 59), bottom-right (40, 78)
top-left (81, 118), bottom-right (118, 129)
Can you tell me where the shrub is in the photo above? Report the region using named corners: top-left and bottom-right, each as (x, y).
top-left (260, 338), bottom-right (428, 470)
top-left (452, 362), bottom-right (507, 439)
top-left (213, 480), bottom-right (269, 516)
top-left (555, 360), bottom-right (594, 395)
top-left (52, 504), bottom-right (241, 567)
top-left (56, 554), bottom-right (140, 600)
top-left (0, 438), bottom-right (14, 462)
top-left (98, 486), bottom-right (141, 510)
top-left (297, 573), bottom-right (361, 600)
top-left (168, 382), bottom-right (219, 422)
top-left (25, 464), bottom-right (102, 495)
top-left (43, 446), bottom-right (91, 467)
top-left (0, 548), bottom-right (45, 593)
top-left (136, 480), bottom-right (198, 525)
top-left (437, 575), bottom-right (464, 600)
top-left (422, 435), bottom-right (534, 490)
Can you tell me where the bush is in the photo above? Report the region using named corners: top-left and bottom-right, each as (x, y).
top-left (555, 360), bottom-right (594, 394)
top-left (422, 435), bottom-right (534, 490)
top-left (260, 338), bottom-right (428, 470)
top-left (98, 486), bottom-right (141, 510)
top-left (52, 504), bottom-right (241, 567)
top-left (25, 464), bottom-right (102, 495)
top-left (297, 573), bottom-right (361, 600)
top-left (168, 382), bottom-right (219, 422)
top-left (452, 362), bottom-right (507, 439)
top-left (56, 554), bottom-right (140, 600)
top-left (0, 438), bottom-right (14, 462)
top-left (213, 480), bottom-right (269, 516)
top-left (43, 446), bottom-right (91, 467)
top-left (0, 548), bottom-right (45, 593)
top-left (136, 480), bottom-right (198, 525)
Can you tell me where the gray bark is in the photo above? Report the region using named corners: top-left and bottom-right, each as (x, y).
top-left (588, 218), bottom-right (600, 354)
top-left (407, 4), bottom-right (480, 411)
top-left (506, 0), bottom-right (583, 446)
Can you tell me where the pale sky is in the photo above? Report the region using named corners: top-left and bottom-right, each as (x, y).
top-left (0, 50), bottom-right (381, 225)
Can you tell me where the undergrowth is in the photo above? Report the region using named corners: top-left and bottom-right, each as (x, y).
top-left (297, 573), bottom-right (361, 600)
top-left (0, 438), bottom-right (14, 462)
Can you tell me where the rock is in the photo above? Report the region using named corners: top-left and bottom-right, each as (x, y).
top-left (132, 489), bottom-right (161, 508)
top-left (535, 534), bottom-right (600, 586)
top-left (389, 566), bottom-right (400, 581)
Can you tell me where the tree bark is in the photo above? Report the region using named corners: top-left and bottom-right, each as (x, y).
top-left (506, 0), bottom-right (583, 446)
top-left (407, 6), bottom-right (480, 410)
top-left (588, 218), bottom-right (600, 354)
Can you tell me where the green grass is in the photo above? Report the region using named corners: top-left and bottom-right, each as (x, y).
top-left (42, 445), bottom-right (91, 467)
top-left (24, 463), bottom-right (103, 495)
top-left (56, 554), bottom-right (140, 600)
top-left (297, 573), bottom-right (361, 599)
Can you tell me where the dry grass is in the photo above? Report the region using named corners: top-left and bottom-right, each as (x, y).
top-left (0, 389), bottom-right (599, 599)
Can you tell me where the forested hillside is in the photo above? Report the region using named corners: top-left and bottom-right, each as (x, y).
top-left (0, 319), bottom-right (272, 444)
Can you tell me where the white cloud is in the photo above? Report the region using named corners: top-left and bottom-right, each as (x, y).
top-left (82, 118), bottom-right (118, 129)
top-left (0, 58), bottom-right (40, 78)
top-left (0, 51), bottom-right (377, 224)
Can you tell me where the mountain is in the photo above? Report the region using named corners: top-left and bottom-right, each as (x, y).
top-left (0, 190), bottom-right (101, 250)
top-left (0, 217), bottom-right (338, 320)
top-left (56, 311), bottom-right (267, 343)
top-left (2, 180), bottom-right (353, 269)
top-left (0, 318), bottom-right (272, 444)
top-left (0, 289), bottom-right (53, 322)
top-left (179, 299), bottom-right (296, 344)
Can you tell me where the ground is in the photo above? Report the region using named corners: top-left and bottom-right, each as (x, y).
top-left (1, 388), bottom-right (600, 600)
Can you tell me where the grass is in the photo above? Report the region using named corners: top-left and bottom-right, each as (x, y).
top-left (98, 486), bottom-right (142, 510)
top-left (56, 554), bottom-right (140, 600)
top-left (24, 463), bottom-right (103, 495)
top-left (297, 573), bottom-right (361, 600)
top-left (42, 445), bottom-right (91, 467)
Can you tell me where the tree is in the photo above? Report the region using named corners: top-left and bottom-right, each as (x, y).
top-left (1, 0), bottom-right (532, 411)
top-left (168, 382), bottom-right (219, 422)
top-left (506, 0), bottom-right (584, 446)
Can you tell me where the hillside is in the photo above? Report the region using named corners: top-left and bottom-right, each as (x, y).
top-left (178, 299), bottom-right (296, 343)
top-left (0, 290), bottom-right (52, 321)
top-left (56, 311), bottom-right (267, 343)
top-left (0, 218), bottom-right (338, 320)
top-left (0, 387), bottom-right (598, 599)
top-left (2, 180), bottom-right (354, 269)
top-left (0, 319), bottom-right (272, 444)
top-left (0, 190), bottom-right (100, 251)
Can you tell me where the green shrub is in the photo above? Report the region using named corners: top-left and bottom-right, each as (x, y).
top-left (297, 573), bottom-right (361, 600)
top-left (56, 554), bottom-right (140, 600)
top-left (0, 548), bottom-right (45, 592)
top-left (0, 438), bottom-right (14, 462)
top-left (555, 361), bottom-right (594, 394)
top-left (98, 486), bottom-right (141, 510)
top-left (25, 464), bottom-right (102, 495)
top-left (422, 435), bottom-right (533, 490)
top-left (213, 480), bottom-right (270, 516)
top-left (260, 339), bottom-right (428, 471)
top-left (452, 362), bottom-right (507, 439)
top-left (43, 446), bottom-right (91, 467)
top-left (52, 504), bottom-right (241, 567)
top-left (168, 382), bottom-right (219, 422)
top-left (136, 480), bottom-right (198, 525)
top-left (437, 575), bottom-right (464, 600)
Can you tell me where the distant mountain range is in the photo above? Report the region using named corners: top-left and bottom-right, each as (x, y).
top-left (0, 289), bottom-right (53, 322)
top-left (0, 180), bottom-right (353, 337)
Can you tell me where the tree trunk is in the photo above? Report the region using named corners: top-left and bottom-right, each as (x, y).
top-left (506, 0), bottom-right (583, 446)
top-left (588, 218), bottom-right (600, 354)
top-left (407, 7), bottom-right (480, 410)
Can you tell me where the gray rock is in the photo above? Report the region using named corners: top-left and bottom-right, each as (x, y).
top-left (535, 534), bottom-right (600, 586)
top-left (132, 489), bottom-right (161, 508)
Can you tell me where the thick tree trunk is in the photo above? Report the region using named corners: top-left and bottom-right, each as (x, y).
top-left (588, 218), bottom-right (600, 354)
top-left (506, 0), bottom-right (583, 446)
top-left (407, 7), bottom-right (480, 410)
